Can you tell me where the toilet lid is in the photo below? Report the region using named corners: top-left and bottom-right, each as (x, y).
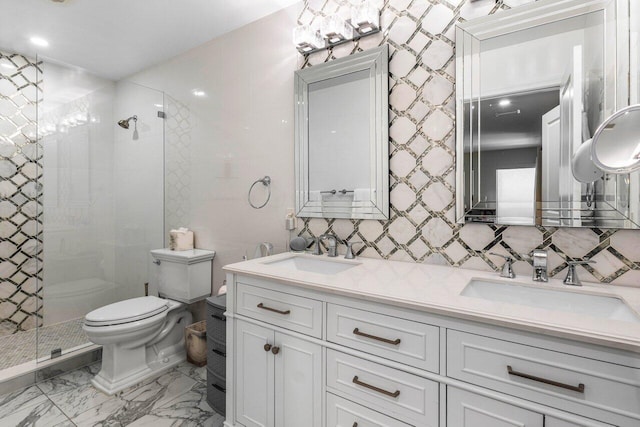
top-left (85, 296), bottom-right (169, 326)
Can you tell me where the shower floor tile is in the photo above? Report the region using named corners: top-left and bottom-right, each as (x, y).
top-left (0, 318), bottom-right (89, 371)
top-left (0, 362), bottom-right (224, 426)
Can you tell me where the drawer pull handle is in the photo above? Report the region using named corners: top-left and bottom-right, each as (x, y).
top-left (352, 375), bottom-right (400, 398)
top-left (212, 383), bottom-right (226, 393)
top-left (353, 328), bottom-right (401, 345)
top-left (257, 303), bottom-right (290, 315)
top-left (507, 365), bottom-right (585, 393)
top-left (271, 346), bottom-right (280, 355)
top-left (211, 314), bottom-right (226, 322)
top-left (212, 348), bottom-right (227, 357)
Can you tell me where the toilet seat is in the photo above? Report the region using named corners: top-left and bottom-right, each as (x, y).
top-left (85, 296), bottom-right (169, 327)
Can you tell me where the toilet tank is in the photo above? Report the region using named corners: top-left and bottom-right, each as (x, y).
top-left (150, 249), bottom-right (215, 304)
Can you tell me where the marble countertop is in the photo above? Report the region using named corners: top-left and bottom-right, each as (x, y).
top-left (224, 252), bottom-right (640, 353)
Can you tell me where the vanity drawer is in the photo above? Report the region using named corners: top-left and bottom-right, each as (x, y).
top-left (327, 304), bottom-right (439, 373)
top-left (447, 330), bottom-right (640, 419)
top-left (326, 349), bottom-right (438, 427)
top-left (327, 393), bottom-right (413, 427)
top-left (236, 282), bottom-right (322, 338)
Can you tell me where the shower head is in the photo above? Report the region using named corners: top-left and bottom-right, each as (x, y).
top-left (118, 115), bottom-right (137, 129)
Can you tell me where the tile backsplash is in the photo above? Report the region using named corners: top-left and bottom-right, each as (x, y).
top-left (298, 0), bottom-right (640, 286)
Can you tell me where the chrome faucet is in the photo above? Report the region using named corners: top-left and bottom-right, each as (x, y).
top-left (344, 241), bottom-right (363, 260)
top-left (311, 237), bottom-right (323, 256)
top-left (490, 253), bottom-right (516, 279)
top-left (320, 234), bottom-right (340, 257)
top-left (563, 259), bottom-right (595, 286)
top-left (531, 249), bottom-right (548, 282)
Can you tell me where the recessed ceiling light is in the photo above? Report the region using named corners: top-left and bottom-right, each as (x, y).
top-left (192, 89), bottom-right (206, 97)
top-left (499, 99), bottom-right (511, 107)
top-left (30, 36), bottom-right (49, 47)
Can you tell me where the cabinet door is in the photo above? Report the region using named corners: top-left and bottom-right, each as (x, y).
top-left (236, 320), bottom-right (275, 427)
top-left (447, 388), bottom-right (543, 427)
top-left (274, 332), bottom-right (322, 427)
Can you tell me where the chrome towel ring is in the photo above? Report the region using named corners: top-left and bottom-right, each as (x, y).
top-left (248, 176), bottom-right (271, 209)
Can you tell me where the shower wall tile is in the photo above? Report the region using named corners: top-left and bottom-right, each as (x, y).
top-left (297, 0), bottom-right (640, 287)
top-left (0, 51), bottom-right (43, 334)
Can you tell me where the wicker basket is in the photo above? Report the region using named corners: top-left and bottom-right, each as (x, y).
top-left (185, 320), bottom-right (207, 367)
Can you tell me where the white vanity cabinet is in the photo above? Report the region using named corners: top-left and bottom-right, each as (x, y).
top-left (224, 272), bottom-right (640, 427)
top-left (234, 319), bottom-right (322, 427)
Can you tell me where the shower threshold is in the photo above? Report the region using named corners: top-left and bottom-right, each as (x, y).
top-left (0, 318), bottom-right (96, 383)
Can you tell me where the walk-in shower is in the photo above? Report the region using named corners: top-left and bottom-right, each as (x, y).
top-left (0, 49), bottom-right (165, 380)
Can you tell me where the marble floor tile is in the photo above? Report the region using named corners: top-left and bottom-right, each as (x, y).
top-left (0, 361), bottom-right (222, 427)
top-left (175, 362), bottom-right (207, 383)
top-left (127, 383), bottom-right (223, 427)
top-left (0, 384), bottom-right (49, 418)
top-left (120, 369), bottom-right (198, 411)
top-left (2, 399), bottom-right (70, 426)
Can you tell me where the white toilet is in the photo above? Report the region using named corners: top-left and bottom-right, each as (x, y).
top-left (83, 248), bottom-right (215, 395)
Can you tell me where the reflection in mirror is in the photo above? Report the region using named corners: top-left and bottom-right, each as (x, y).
top-left (295, 45), bottom-right (389, 219)
top-left (456, 0), bottom-right (636, 228)
top-left (591, 105), bottom-right (640, 173)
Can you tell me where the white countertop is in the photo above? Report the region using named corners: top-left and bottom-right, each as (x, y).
top-left (224, 252), bottom-right (640, 353)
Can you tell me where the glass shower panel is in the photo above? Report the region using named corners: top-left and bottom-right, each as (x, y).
top-left (37, 61), bottom-right (117, 360)
top-left (0, 50), bottom-right (42, 371)
top-left (36, 69), bottom-right (165, 360)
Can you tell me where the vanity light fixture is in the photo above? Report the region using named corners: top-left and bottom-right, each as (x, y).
top-left (498, 99), bottom-right (511, 107)
top-left (351, 1), bottom-right (381, 35)
top-left (293, 24), bottom-right (325, 53)
top-left (321, 15), bottom-right (353, 44)
top-left (293, 0), bottom-right (381, 55)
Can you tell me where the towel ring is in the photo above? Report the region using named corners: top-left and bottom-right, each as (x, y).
top-left (249, 176), bottom-right (271, 209)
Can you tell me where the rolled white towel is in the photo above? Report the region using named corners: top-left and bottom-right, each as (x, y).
top-left (169, 227), bottom-right (194, 251)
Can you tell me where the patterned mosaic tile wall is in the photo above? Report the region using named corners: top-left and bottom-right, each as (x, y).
top-left (165, 95), bottom-right (192, 237)
top-left (298, 0), bottom-right (640, 287)
top-left (0, 51), bottom-right (44, 334)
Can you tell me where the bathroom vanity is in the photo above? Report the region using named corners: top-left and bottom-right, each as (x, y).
top-left (222, 253), bottom-right (640, 427)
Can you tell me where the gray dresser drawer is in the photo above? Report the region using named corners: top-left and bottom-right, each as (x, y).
top-left (206, 303), bottom-right (226, 345)
top-left (207, 368), bottom-right (226, 416)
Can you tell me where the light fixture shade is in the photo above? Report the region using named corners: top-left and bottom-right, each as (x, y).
top-left (293, 25), bottom-right (325, 53)
top-left (320, 15), bottom-right (353, 44)
top-left (351, 1), bottom-right (380, 34)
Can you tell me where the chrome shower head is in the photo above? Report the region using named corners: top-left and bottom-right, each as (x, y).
top-left (118, 115), bottom-right (137, 129)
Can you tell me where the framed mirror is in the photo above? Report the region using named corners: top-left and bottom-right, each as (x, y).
top-left (295, 45), bottom-right (389, 220)
top-left (455, 0), bottom-right (636, 228)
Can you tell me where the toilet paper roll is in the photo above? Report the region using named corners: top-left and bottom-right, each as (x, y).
top-left (169, 227), bottom-right (194, 251)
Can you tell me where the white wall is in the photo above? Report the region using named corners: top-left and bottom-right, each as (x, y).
top-left (128, 5), bottom-right (300, 293)
top-left (113, 81), bottom-right (165, 301)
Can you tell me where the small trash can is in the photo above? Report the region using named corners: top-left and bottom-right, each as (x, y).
top-left (185, 320), bottom-right (207, 367)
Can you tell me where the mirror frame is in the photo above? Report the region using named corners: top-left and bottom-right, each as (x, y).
top-left (294, 45), bottom-right (389, 220)
top-left (454, 0), bottom-right (629, 226)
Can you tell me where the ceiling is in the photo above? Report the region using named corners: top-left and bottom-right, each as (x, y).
top-left (0, 0), bottom-right (300, 80)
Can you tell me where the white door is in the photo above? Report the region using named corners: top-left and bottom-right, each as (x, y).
top-left (236, 320), bottom-right (275, 427)
top-left (447, 388), bottom-right (543, 427)
top-left (559, 45), bottom-right (584, 226)
top-left (274, 332), bottom-right (322, 427)
top-left (542, 105), bottom-right (561, 225)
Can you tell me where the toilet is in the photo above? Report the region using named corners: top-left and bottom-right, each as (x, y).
top-left (83, 248), bottom-right (215, 395)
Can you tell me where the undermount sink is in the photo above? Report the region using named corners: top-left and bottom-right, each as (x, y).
top-left (461, 279), bottom-right (640, 323)
top-left (264, 256), bottom-right (359, 275)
